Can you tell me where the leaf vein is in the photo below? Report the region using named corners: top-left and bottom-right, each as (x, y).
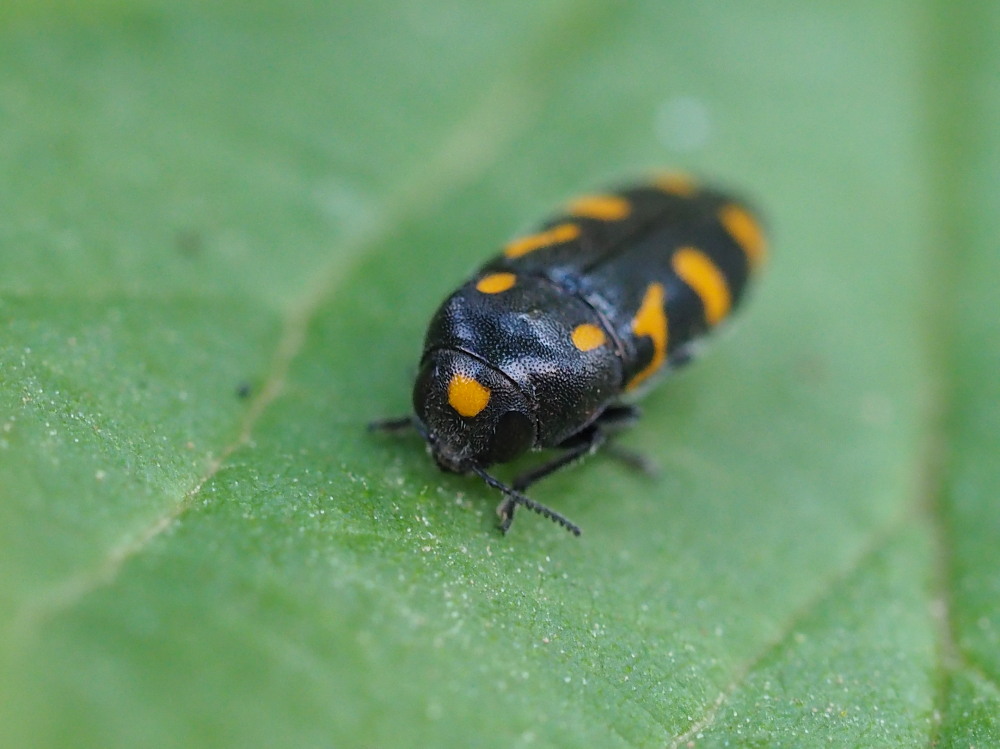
top-left (667, 510), bottom-right (912, 747)
top-left (6, 5), bottom-right (614, 646)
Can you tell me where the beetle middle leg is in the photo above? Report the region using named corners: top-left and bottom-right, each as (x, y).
top-left (594, 405), bottom-right (659, 477)
top-left (512, 423), bottom-right (608, 492)
top-left (512, 404), bottom-right (656, 493)
top-left (488, 423), bottom-right (605, 535)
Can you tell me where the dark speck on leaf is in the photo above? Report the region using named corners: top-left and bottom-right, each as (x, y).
top-left (175, 229), bottom-right (204, 257)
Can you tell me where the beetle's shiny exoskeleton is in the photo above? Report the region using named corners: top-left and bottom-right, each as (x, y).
top-left (372, 173), bottom-right (766, 536)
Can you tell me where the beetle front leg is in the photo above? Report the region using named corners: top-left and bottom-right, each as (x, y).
top-left (512, 424), bottom-right (607, 492)
top-left (368, 416), bottom-right (416, 433)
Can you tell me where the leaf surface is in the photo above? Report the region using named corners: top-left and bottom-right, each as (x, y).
top-left (1, 1), bottom-right (998, 746)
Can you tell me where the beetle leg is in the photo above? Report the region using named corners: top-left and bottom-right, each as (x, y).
top-left (603, 443), bottom-right (659, 477)
top-left (596, 403), bottom-right (642, 428)
top-left (368, 416), bottom-right (416, 433)
top-left (514, 404), bottom-right (657, 492)
top-left (512, 424), bottom-right (607, 491)
top-left (511, 404), bottom-right (640, 491)
top-left (593, 404), bottom-right (659, 476)
top-left (369, 416), bottom-right (431, 445)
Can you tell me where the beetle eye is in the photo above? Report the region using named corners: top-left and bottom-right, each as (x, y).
top-left (488, 410), bottom-right (534, 464)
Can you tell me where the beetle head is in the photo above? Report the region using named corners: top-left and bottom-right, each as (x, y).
top-left (413, 349), bottom-right (536, 473)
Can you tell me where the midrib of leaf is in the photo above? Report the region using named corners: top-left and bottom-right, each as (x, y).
top-left (5, 0), bottom-right (630, 650)
top-left (667, 504), bottom-right (917, 746)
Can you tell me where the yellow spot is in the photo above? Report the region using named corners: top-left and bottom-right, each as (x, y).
top-left (672, 247), bottom-right (731, 326)
top-left (571, 323), bottom-right (607, 352)
top-left (475, 272), bottom-right (516, 294)
top-left (652, 172), bottom-right (697, 197)
top-left (720, 204), bottom-right (766, 268)
top-left (447, 373), bottom-right (491, 418)
top-left (627, 283), bottom-right (668, 391)
top-left (504, 223), bottom-right (580, 259)
top-left (567, 194), bottom-right (631, 221)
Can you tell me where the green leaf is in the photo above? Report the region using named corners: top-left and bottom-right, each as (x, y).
top-left (2, 1), bottom-right (998, 746)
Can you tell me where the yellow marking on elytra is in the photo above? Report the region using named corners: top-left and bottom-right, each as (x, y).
top-left (652, 172), bottom-right (697, 197)
top-left (475, 272), bottom-right (517, 294)
top-left (672, 247), bottom-right (731, 326)
top-left (447, 373), bottom-right (491, 418)
top-left (571, 323), bottom-right (607, 352)
top-left (627, 282), bottom-right (668, 391)
top-left (567, 194), bottom-right (632, 221)
top-left (503, 223), bottom-right (580, 259)
top-left (720, 204), bottom-right (766, 268)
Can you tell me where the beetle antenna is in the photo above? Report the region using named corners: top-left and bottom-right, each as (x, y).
top-left (472, 467), bottom-right (581, 537)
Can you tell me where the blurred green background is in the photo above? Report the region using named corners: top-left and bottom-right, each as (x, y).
top-left (1, 1), bottom-right (998, 746)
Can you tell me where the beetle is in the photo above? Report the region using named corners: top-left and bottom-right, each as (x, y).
top-left (371, 173), bottom-right (766, 536)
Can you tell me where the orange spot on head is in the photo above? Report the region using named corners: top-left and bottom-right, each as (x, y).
top-left (567, 194), bottom-right (631, 221)
top-left (571, 323), bottom-right (607, 352)
top-left (447, 374), bottom-right (491, 418)
top-left (504, 223), bottom-right (580, 259)
top-left (627, 283), bottom-right (668, 390)
top-left (475, 272), bottom-right (517, 294)
top-left (672, 247), bottom-right (732, 326)
top-left (652, 172), bottom-right (697, 197)
top-left (720, 204), bottom-right (766, 268)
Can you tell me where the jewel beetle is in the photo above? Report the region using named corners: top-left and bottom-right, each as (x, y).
top-left (372, 173), bottom-right (766, 536)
